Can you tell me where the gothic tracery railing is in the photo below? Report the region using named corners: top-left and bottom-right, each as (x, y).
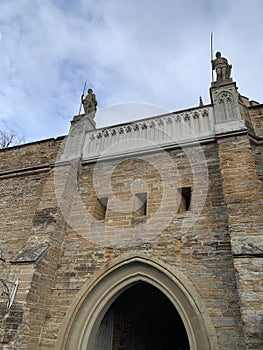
top-left (83, 106), bottom-right (214, 160)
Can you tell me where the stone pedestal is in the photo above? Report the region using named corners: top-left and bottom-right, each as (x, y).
top-left (61, 114), bottom-right (96, 162)
top-left (210, 80), bottom-right (246, 135)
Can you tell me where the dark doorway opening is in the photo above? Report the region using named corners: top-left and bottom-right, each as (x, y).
top-left (95, 282), bottom-right (190, 350)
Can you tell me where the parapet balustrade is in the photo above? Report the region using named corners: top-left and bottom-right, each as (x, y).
top-left (82, 106), bottom-right (214, 161)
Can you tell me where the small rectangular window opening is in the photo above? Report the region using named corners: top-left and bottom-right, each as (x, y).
top-left (134, 193), bottom-right (147, 217)
top-left (178, 187), bottom-right (191, 213)
top-left (96, 197), bottom-right (108, 220)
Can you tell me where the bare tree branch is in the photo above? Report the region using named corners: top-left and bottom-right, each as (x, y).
top-left (0, 129), bottom-right (25, 149)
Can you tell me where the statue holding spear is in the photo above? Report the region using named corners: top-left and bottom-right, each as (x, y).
top-left (79, 81), bottom-right (97, 116)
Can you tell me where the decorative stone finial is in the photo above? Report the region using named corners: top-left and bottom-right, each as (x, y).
top-left (211, 52), bottom-right (232, 82)
top-left (81, 88), bottom-right (97, 115)
top-left (199, 96), bottom-right (204, 107)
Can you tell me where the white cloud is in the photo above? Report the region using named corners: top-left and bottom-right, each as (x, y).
top-left (0, 0), bottom-right (262, 142)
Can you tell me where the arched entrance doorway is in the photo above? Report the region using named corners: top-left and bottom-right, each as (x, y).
top-left (95, 281), bottom-right (189, 349)
top-left (55, 256), bottom-right (216, 350)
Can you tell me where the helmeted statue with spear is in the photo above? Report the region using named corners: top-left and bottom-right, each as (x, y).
top-left (78, 80), bottom-right (98, 117)
top-left (211, 51), bottom-right (232, 82)
top-left (82, 88), bottom-right (97, 115)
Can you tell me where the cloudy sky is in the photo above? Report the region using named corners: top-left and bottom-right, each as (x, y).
top-left (0, 0), bottom-right (263, 143)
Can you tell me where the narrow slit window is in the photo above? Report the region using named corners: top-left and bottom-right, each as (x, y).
top-left (96, 197), bottom-right (108, 220)
top-left (134, 193), bottom-right (147, 217)
top-left (178, 187), bottom-right (191, 213)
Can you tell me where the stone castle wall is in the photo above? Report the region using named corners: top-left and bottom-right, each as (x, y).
top-left (0, 85), bottom-right (262, 349)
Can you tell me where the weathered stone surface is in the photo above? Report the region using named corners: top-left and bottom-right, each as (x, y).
top-left (213, 80), bottom-right (263, 349)
top-left (232, 236), bottom-right (263, 256)
top-left (11, 244), bottom-right (48, 263)
top-left (0, 304), bottom-right (23, 344)
top-left (0, 77), bottom-right (262, 349)
top-left (33, 208), bottom-right (58, 228)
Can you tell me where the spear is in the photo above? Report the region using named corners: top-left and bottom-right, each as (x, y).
top-left (210, 32), bottom-right (214, 82)
top-left (78, 79), bottom-right (87, 115)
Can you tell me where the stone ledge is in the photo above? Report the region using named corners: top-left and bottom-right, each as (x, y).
top-left (10, 244), bottom-right (48, 264)
top-left (215, 120), bottom-right (247, 135)
top-left (0, 164), bottom-right (51, 179)
top-left (231, 236), bottom-right (263, 256)
top-left (211, 79), bottom-right (233, 88)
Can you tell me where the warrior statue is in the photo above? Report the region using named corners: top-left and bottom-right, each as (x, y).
top-left (81, 88), bottom-right (97, 115)
top-left (211, 52), bottom-right (232, 82)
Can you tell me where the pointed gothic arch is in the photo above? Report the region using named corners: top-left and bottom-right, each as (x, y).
top-left (55, 255), bottom-right (218, 350)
